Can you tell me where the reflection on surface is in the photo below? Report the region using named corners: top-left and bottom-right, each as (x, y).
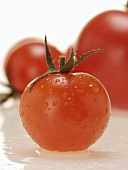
top-left (0, 99), bottom-right (128, 170)
top-left (0, 103), bottom-right (25, 170)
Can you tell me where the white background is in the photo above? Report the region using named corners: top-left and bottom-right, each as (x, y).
top-left (0, 0), bottom-right (125, 82)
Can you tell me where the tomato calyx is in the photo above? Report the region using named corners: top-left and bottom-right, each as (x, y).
top-left (28, 36), bottom-right (103, 91)
top-left (45, 36), bottom-right (58, 72)
top-left (59, 48), bottom-right (75, 73)
top-left (27, 70), bottom-right (58, 92)
top-left (45, 35), bottom-right (103, 73)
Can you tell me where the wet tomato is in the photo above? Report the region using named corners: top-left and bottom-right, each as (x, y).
top-left (73, 10), bottom-right (128, 109)
top-left (19, 37), bottom-right (111, 152)
top-left (4, 38), bottom-right (62, 94)
top-left (20, 73), bottom-right (110, 151)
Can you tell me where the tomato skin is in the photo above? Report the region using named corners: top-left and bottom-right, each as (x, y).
top-left (20, 73), bottom-right (111, 151)
top-left (4, 38), bottom-right (62, 94)
top-left (73, 10), bottom-right (128, 109)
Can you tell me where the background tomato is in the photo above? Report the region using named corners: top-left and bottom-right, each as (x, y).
top-left (4, 38), bottom-right (62, 94)
top-left (73, 10), bottom-right (128, 110)
top-left (20, 73), bottom-right (111, 152)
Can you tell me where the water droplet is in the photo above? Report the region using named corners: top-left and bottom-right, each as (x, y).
top-left (78, 75), bottom-right (82, 79)
top-left (63, 92), bottom-right (68, 98)
top-left (89, 83), bottom-right (99, 93)
top-left (27, 105), bottom-right (32, 111)
top-left (61, 82), bottom-right (64, 84)
top-left (41, 85), bottom-right (44, 88)
top-left (80, 81), bottom-right (84, 85)
top-left (44, 101), bottom-right (49, 109)
top-left (55, 79), bottom-right (60, 83)
top-left (52, 101), bottom-right (58, 106)
top-left (89, 84), bottom-right (93, 87)
top-left (64, 85), bottom-right (68, 88)
top-left (71, 92), bottom-right (74, 96)
top-left (64, 98), bottom-right (73, 105)
top-left (62, 78), bottom-right (66, 81)
top-left (68, 98), bottom-right (73, 104)
top-left (74, 85), bottom-right (78, 89)
top-left (48, 89), bottom-right (53, 94)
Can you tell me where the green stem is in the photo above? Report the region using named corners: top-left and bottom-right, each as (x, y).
top-left (27, 36), bottom-right (104, 91)
top-left (74, 49), bottom-right (103, 67)
top-left (59, 56), bottom-right (66, 69)
top-left (60, 49), bottom-right (75, 74)
top-left (45, 36), bottom-right (58, 72)
top-left (28, 70), bottom-right (59, 92)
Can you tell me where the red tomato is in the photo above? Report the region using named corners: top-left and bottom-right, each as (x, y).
top-left (4, 38), bottom-right (62, 94)
top-left (20, 73), bottom-right (111, 151)
top-left (73, 10), bottom-right (128, 109)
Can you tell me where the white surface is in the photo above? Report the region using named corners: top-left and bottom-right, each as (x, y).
top-left (0, 98), bottom-right (128, 170)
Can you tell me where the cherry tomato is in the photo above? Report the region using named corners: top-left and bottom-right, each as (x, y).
top-left (20, 73), bottom-right (110, 151)
top-left (19, 37), bottom-right (111, 152)
top-left (19, 37), bottom-right (111, 151)
top-left (4, 38), bottom-right (62, 94)
top-left (73, 10), bottom-right (128, 109)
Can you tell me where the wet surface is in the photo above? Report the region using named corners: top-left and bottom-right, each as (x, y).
top-left (0, 98), bottom-right (128, 170)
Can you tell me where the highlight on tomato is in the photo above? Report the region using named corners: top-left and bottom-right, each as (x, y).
top-left (0, 37), bottom-right (62, 103)
top-left (19, 36), bottom-right (111, 152)
top-left (73, 4), bottom-right (128, 110)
